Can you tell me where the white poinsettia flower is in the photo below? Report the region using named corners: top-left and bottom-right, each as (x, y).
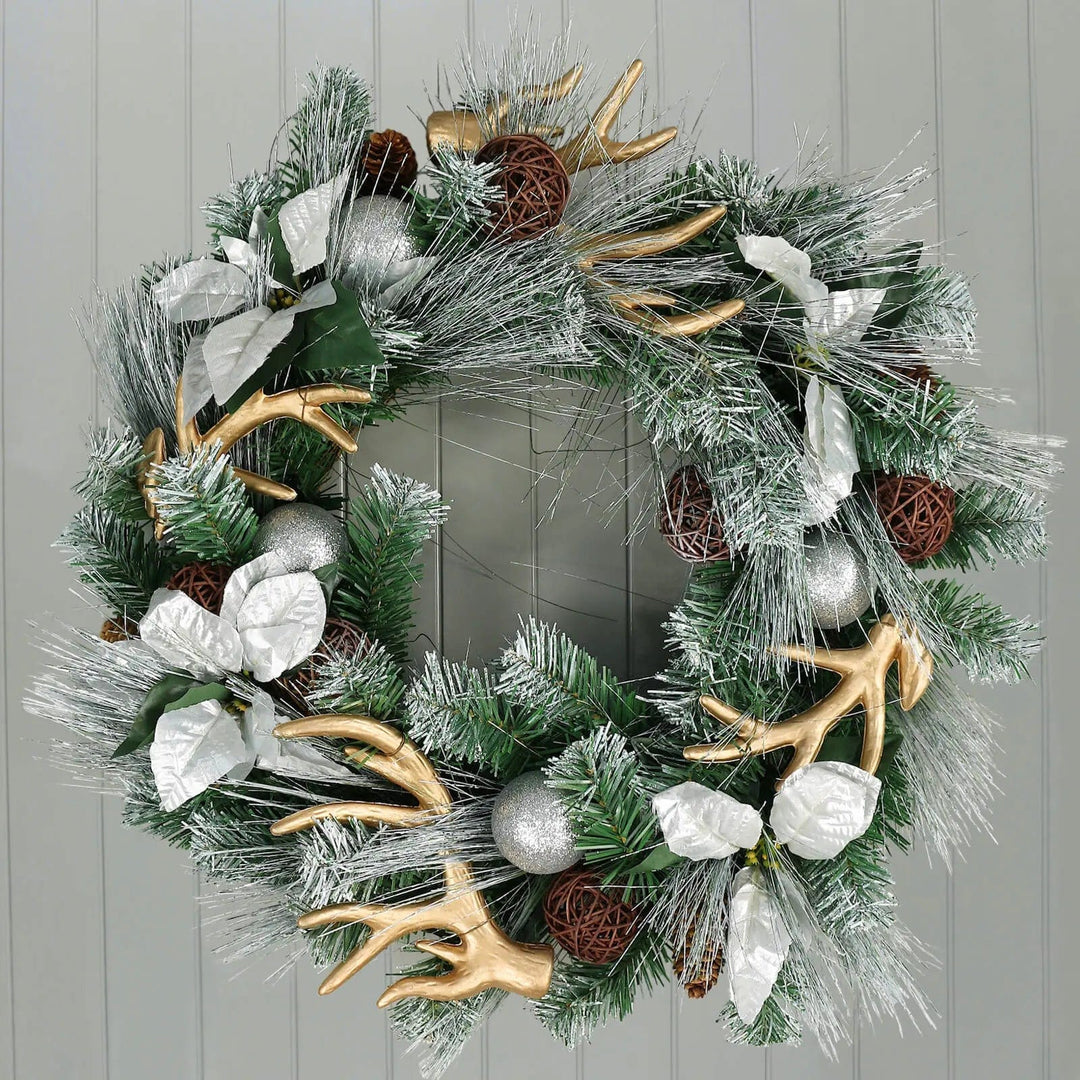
top-left (219, 552), bottom-right (327, 682)
top-left (138, 553), bottom-right (327, 684)
top-left (150, 696), bottom-right (253, 811)
top-left (652, 781), bottom-right (763, 861)
top-left (152, 258), bottom-right (252, 324)
top-left (241, 689), bottom-right (353, 782)
top-left (770, 761), bottom-right (881, 859)
top-left (181, 279), bottom-right (337, 422)
top-left (801, 374), bottom-right (860, 526)
top-left (279, 173), bottom-right (351, 274)
top-left (737, 234), bottom-right (828, 308)
top-left (139, 588), bottom-right (244, 679)
top-left (727, 867), bottom-right (793, 1024)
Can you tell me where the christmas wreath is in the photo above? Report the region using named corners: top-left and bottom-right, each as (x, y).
top-left (29, 38), bottom-right (1060, 1076)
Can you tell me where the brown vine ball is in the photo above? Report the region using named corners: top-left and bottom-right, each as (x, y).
top-left (543, 868), bottom-right (640, 965)
top-left (658, 465), bottom-right (731, 563)
top-left (277, 616), bottom-right (372, 698)
top-left (475, 134), bottom-right (571, 240)
top-left (99, 617), bottom-right (136, 643)
top-left (873, 473), bottom-right (956, 563)
top-left (354, 128), bottom-right (418, 198)
top-left (165, 561), bottom-right (233, 614)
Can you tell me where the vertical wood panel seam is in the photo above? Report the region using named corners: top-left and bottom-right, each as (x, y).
top-left (1024, 1), bottom-right (1051, 1075)
top-left (0, 0), bottom-right (13, 1073)
top-left (930, 3), bottom-right (955, 1077)
top-left (184, 4), bottom-right (206, 1075)
top-left (90, 1), bottom-right (110, 1074)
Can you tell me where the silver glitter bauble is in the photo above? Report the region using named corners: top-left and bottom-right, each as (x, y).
top-left (336, 195), bottom-right (424, 294)
top-left (491, 772), bottom-right (581, 875)
top-left (804, 528), bottom-right (875, 630)
top-left (252, 503), bottom-right (349, 572)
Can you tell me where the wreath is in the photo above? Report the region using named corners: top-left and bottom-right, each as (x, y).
top-left (29, 38), bottom-right (1059, 1076)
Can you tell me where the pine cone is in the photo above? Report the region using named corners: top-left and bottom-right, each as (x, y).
top-left (354, 129), bottom-right (418, 197)
top-left (673, 921), bottom-right (724, 999)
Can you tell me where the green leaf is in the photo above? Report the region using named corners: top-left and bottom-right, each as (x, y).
top-left (112, 674), bottom-right (198, 758)
top-left (627, 842), bottom-right (683, 874)
top-left (162, 681), bottom-right (232, 714)
top-left (817, 727), bottom-right (904, 775)
top-left (266, 213), bottom-right (297, 288)
top-left (295, 281), bottom-right (383, 373)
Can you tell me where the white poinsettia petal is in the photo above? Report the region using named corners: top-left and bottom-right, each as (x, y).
top-left (200, 304), bottom-right (296, 405)
top-left (379, 256), bottom-right (441, 308)
top-left (138, 588), bottom-right (244, 678)
top-left (652, 781), bottom-right (763, 861)
top-left (279, 174), bottom-right (349, 275)
top-left (220, 235), bottom-right (261, 278)
top-left (152, 258), bottom-right (251, 323)
top-left (736, 234), bottom-right (827, 308)
top-left (770, 761), bottom-right (881, 859)
top-left (180, 334), bottom-right (214, 424)
top-left (727, 867), bottom-right (793, 1024)
top-left (149, 699), bottom-right (250, 811)
top-left (219, 552), bottom-right (291, 624)
top-left (290, 278), bottom-right (338, 313)
top-left (801, 375), bottom-right (858, 526)
top-left (248, 206), bottom-right (269, 245)
top-left (242, 689), bottom-right (352, 781)
top-left (805, 287), bottom-right (887, 346)
top-left (234, 571), bottom-right (327, 682)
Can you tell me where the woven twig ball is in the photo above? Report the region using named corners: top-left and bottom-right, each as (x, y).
top-left (475, 134), bottom-right (571, 240)
top-left (165, 561), bottom-right (233, 614)
top-left (543, 869), bottom-right (640, 964)
top-left (354, 129), bottom-right (418, 198)
top-left (673, 920), bottom-right (724, 999)
top-left (278, 617), bottom-right (372, 697)
top-left (873, 473), bottom-right (956, 563)
top-left (658, 465), bottom-right (731, 563)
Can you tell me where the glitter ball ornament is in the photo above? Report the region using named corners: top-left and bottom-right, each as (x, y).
top-left (336, 195), bottom-right (425, 294)
top-left (659, 465), bottom-right (730, 563)
top-left (490, 771), bottom-right (580, 875)
top-left (354, 129), bottom-right (418, 198)
top-left (475, 134), bottom-right (571, 240)
top-left (873, 473), bottom-right (956, 563)
top-left (804, 528), bottom-right (875, 630)
top-left (165, 561), bottom-right (232, 615)
top-left (252, 503), bottom-right (349, 573)
top-left (543, 869), bottom-right (640, 964)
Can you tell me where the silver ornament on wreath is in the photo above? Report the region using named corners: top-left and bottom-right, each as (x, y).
top-left (491, 771), bottom-right (581, 875)
top-left (335, 194), bottom-right (426, 295)
top-left (804, 528), bottom-right (875, 630)
top-left (252, 503), bottom-right (350, 573)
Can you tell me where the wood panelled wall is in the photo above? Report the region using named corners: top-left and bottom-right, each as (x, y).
top-left (2, 2), bottom-right (1077, 1078)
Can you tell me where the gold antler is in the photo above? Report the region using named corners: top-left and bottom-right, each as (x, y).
top-left (270, 715), bottom-right (555, 1004)
top-left (557, 59), bottom-right (677, 171)
top-left (685, 616), bottom-right (933, 783)
top-left (574, 205), bottom-right (745, 338)
top-left (426, 65), bottom-right (585, 155)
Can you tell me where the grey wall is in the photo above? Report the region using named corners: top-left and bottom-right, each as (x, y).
top-left (2, 1), bottom-right (1078, 1078)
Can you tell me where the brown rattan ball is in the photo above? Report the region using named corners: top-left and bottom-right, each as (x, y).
top-left (277, 617), bottom-right (372, 697)
top-left (100, 617), bottom-right (136, 643)
top-left (354, 129), bottom-right (418, 198)
top-left (658, 465), bottom-right (731, 563)
top-left (543, 869), bottom-right (640, 965)
top-left (475, 134), bottom-right (571, 240)
top-left (673, 921), bottom-right (724, 999)
top-left (165, 561), bottom-right (233, 614)
top-left (873, 473), bottom-right (956, 563)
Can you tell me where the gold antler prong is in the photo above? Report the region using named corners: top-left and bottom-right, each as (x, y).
top-left (557, 59), bottom-right (678, 172)
top-left (616, 299), bottom-right (746, 338)
top-left (575, 205), bottom-right (728, 270)
top-left (685, 616), bottom-right (933, 783)
top-left (271, 716), bottom-right (555, 1004)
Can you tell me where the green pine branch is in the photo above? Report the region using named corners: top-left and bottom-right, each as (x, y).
top-left (59, 506), bottom-right (171, 618)
top-left (150, 445), bottom-right (259, 564)
top-left (926, 483), bottom-right (1046, 571)
top-left (76, 427), bottom-right (151, 522)
top-left (333, 464), bottom-right (448, 664)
